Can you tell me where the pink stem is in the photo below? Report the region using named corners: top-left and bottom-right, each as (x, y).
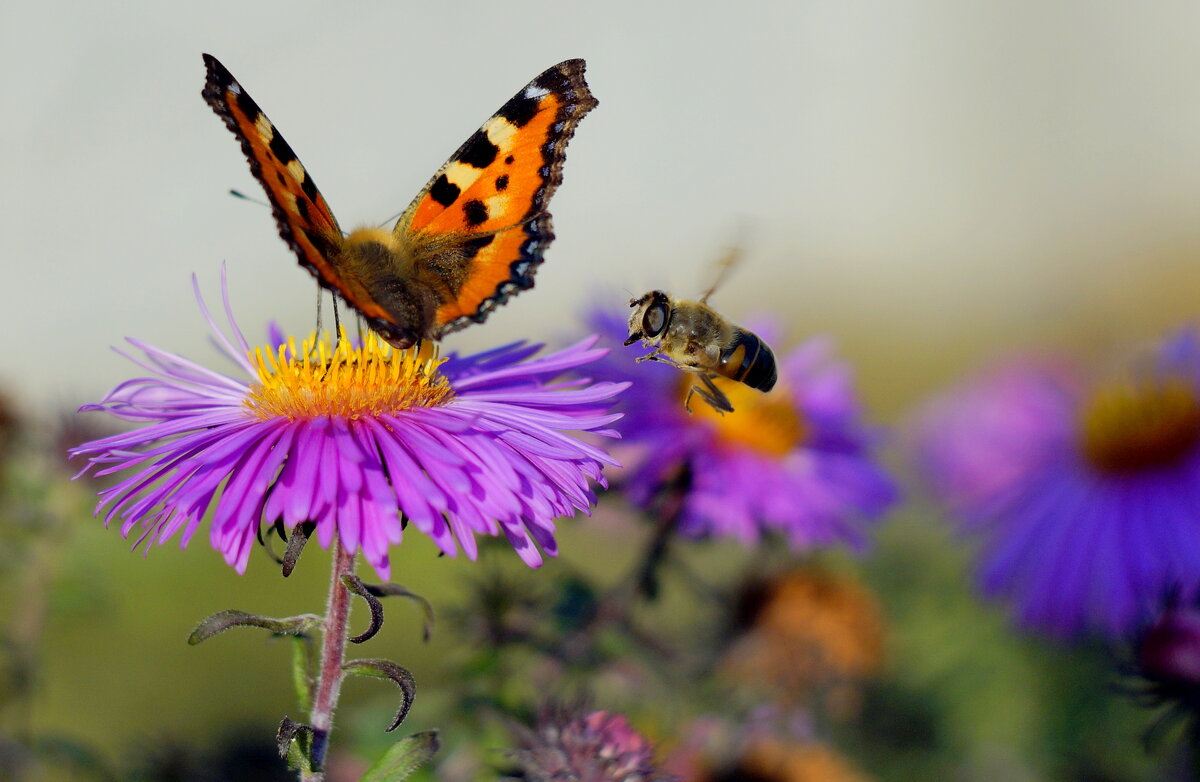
top-left (303, 538), bottom-right (356, 780)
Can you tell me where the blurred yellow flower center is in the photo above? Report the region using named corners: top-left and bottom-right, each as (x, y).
top-left (244, 330), bottom-right (453, 420)
top-left (685, 376), bottom-right (806, 456)
top-left (1080, 378), bottom-right (1200, 474)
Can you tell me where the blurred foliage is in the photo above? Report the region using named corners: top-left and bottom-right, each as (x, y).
top-left (0, 397), bottom-right (1185, 781)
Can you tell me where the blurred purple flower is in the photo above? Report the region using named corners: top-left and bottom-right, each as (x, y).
top-left (1123, 601), bottom-right (1200, 744)
top-left (1137, 604), bottom-right (1200, 691)
top-left (70, 274), bottom-right (626, 578)
top-left (914, 328), bottom-right (1200, 638)
top-left (589, 310), bottom-right (896, 550)
top-left (511, 704), bottom-right (671, 782)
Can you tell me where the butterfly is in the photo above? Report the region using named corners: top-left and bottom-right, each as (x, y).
top-left (202, 54), bottom-right (597, 348)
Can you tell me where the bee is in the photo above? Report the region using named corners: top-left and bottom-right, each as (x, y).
top-left (624, 249), bottom-right (777, 414)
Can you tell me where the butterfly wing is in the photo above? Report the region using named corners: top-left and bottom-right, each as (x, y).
top-left (393, 59), bottom-right (598, 337)
top-left (202, 54), bottom-right (398, 325)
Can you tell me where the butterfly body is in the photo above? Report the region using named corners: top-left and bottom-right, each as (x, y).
top-left (202, 54), bottom-right (597, 347)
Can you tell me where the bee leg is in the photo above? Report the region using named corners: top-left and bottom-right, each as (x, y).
top-left (634, 345), bottom-right (667, 364)
top-left (637, 351), bottom-right (689, 370)
top-left (686, 374), bottom-right (735, 415)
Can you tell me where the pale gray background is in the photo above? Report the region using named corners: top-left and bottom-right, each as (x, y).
top-left (5, 1), bottom-right (1200, 418)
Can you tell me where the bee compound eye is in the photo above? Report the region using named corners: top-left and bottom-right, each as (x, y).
top-left (644, 302), bottom-right (668, 336)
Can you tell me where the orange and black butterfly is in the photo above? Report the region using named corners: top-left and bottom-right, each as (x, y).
top-left (202, 54), bottom-right (597, 347)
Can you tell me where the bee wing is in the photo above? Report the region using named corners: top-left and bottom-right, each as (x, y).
top-left (698, 244), bottom-right (744, 304)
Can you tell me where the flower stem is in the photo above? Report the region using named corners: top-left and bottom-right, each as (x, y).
top-left (303, 538), bottom-right (356, 780)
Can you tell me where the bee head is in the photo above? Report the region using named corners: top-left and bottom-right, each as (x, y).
top-left (625, 290), bottom-right (671, 346)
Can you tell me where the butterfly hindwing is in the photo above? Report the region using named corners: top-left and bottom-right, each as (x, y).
top-left (394, 59), bottom-right (598, 336)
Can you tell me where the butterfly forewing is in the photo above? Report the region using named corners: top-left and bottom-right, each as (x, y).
top-left (394, 60), bottom-right (598, 336)
top-left (203, 55), bottom-right (390, 324)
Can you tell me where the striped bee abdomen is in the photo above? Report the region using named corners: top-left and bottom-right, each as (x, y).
top-left (718, 328), bottom-right (778, 392)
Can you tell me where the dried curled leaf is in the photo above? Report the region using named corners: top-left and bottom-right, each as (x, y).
top-left (187, 610), bottom-right (321, 645)
top-left (343, 658), bottom-right (417, 731)
top-left (342, 575), bottom-right (385, 644)
top-left (367, 582), bottom-right (436, 643)
top-left (282, 522), bottom-right (314, 577)
top-left (276, 716), bottom-right (314, 772)
top-left (342, 575), bottom-right (436, 643)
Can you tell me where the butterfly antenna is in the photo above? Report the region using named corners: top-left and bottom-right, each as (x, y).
top-left (377, 208), bottom-right (406, 229)
top-left (228, 188), bottom-right (270, 208)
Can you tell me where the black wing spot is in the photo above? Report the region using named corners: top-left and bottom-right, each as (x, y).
top-left (462, 234), bottom-right (495, 260)
top-left (234, 91), bottom-right (264, 123)
top-left (504, 155), bottom-right (515, 165)
top-left (268, 131), bottom-right (294, 166)
top-left (499, 94), bottom-right (539, 128)
top-left (299, 172), bottom-right (319, 203)
top-left (533, 68), bottom-right (569, 94)
top-left (495, 174), bottom-right (509, 191)
top-left (463, 199), bottom-right (489, 227)
top-left (430, 174), bottom-right (460, 207)
top-left (458, 130), bottom-right (499, 168)
top-left (276, 172), bottom-right (287, 186)
top-left (295, 198), bottom-right (311, 224)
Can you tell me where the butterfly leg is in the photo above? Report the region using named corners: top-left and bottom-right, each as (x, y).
top-left (684, 373), bottom-right (734, 415)
top-left (315, 286), bottom-right (324, 336)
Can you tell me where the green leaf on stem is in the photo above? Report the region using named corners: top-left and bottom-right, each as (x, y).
top-left (358, 730), bottom-right (440, 782)
top-left (343, 658), bottom-right (417, 731)
top-left (187, 610), bottom-right (322, 645)
top-left (290, 635), bottom-right (314, 712)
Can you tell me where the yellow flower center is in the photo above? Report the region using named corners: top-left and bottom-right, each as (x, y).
top-left (684, 375), bottom-right (806, 456)
top-left (1079, 378), bottom-right (1200, 474)
top-left (243, 330), bottom-right (453, 420)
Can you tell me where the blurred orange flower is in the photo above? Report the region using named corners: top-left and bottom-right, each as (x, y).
top-left (723, 566), bottom-right (884, 714)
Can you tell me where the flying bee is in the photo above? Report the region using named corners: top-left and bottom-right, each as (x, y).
top-left (624, 248), bottom-right (777, 414)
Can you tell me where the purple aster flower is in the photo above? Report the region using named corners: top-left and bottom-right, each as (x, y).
top-left (510, 703), bottom-right (671, 782)
top-left (71, 274), bottom-right (626, 578)
top-left (588, 310), bottom-right (897, 550)
top-left (913, 328), bottom-right (1200, 638)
